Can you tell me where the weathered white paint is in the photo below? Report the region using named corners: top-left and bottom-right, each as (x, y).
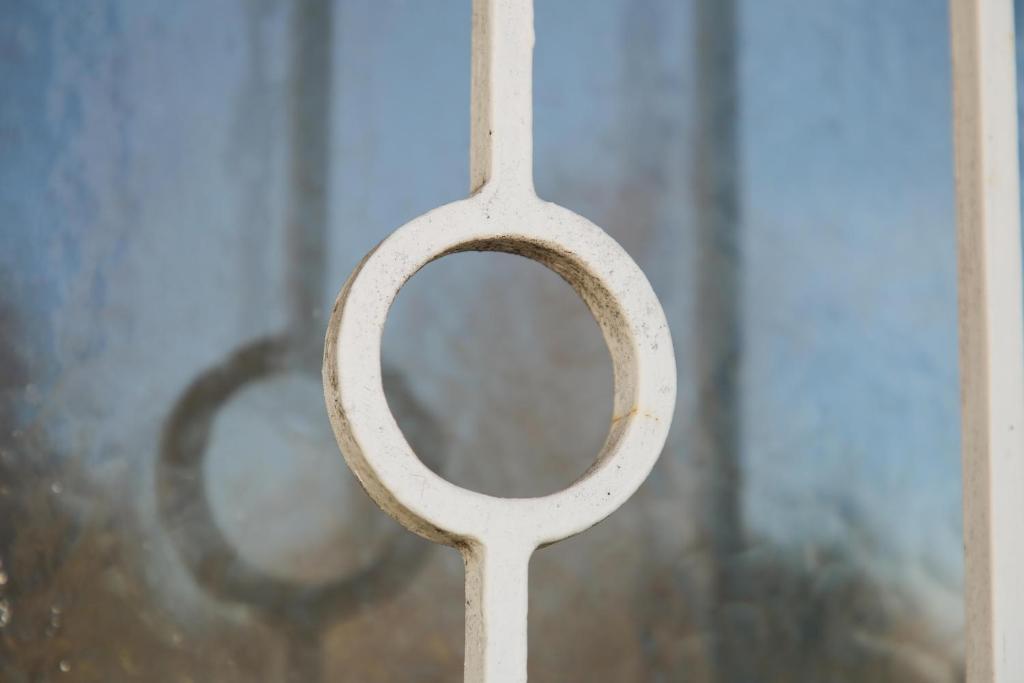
top-left (322, 0), bottom-right (676, 680)
top-left (950, 0), bottom-right (1024, 681)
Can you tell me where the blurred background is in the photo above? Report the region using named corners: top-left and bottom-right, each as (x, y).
top-left (0, 0), bottom-right (999, 680)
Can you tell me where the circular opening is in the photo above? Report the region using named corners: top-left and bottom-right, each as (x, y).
top-left (382, 251), bottom-right (613, 498)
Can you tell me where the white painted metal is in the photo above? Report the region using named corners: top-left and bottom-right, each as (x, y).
top-left (322, 0), bottom-right (676, 680)
top-left (950, 0), bottom-right (1024, 681)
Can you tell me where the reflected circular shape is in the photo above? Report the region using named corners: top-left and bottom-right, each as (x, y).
top-left (324, 195), bottom-right (676, 549)
top-left (158, 335), bottom-right (443, 623)
top-left (205, 372), bottom-right (390, 584)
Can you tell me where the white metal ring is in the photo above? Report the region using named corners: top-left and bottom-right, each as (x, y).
top-left (323, 191), bottom-right (676, 552)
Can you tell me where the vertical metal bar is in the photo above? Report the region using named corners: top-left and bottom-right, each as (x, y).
top-left (470, 0), bottom-right (535, 195)
top-left (693, 0), bottom-right (745, 679)
top-left (463, 540), bottom-right (532, 683)
top-left (950, 0), bottom-right (1024, 680)
top-left (324, 2), bottom-right (675, 682)
top-left (469, 5), bottom-right (537, 677)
